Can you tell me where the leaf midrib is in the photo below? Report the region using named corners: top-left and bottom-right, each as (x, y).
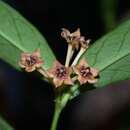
top-left (0, 29), bottom-right (26, 52)
top-left (95, 26), bottom-right (130, 73)
top-left (100, 52), bottom-right (130, 72)
top-left (0, 2), bottom-right (27, 52)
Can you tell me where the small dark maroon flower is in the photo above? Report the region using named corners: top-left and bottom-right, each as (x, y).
top-left (18, 48), bottom-right (44, 72)
top-left (79, 36), bottom-right (91, 49)
top-left (73, 58), bottom-right (99, 85)
top-left (47, 60), bottom-right (73, 87)
top-left (61, 28), bottom-right (81, 50)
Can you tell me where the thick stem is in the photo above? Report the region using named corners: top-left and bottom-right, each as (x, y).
top-left (50, 102), bottom-right (62, 130)
top-left (50, 94), bottom-right (70, 130)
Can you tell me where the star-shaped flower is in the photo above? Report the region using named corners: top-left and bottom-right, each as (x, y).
top-left (73, 58), bottom-right (99, 85)
top-left (79, 36), bottom-right (91, 49)
top-left (47, 60), bottom-right (73, 87)
top-left (61, 28), bottom-right (81, 50)
top-left (18, 48), bottom-right (44, 72)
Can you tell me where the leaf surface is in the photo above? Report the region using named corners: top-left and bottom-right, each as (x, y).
top-left (84, 20), bottom-right (130, 87)
top-left (0, 117), bottom-right (14, 130)
top-left (0, 1), bottom-right (56, 70)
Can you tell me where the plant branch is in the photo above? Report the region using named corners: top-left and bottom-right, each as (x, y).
top-left (50, 93), bottom-right (70, 130)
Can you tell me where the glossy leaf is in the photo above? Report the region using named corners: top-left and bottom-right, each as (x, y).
top-left (84, 20), bottom-right (130, 87)
top-left (0, 117), bottom-right (14, 130)
top-left (0, 1), bottom-right (56, 70)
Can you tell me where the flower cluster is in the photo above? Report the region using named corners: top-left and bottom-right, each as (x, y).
top-left (18, 28), bottom-right (99, 88)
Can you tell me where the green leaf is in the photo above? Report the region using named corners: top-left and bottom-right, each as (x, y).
top-left (0, 117), bottom-right (14, 130)
top-left (84, 20), bottom-right (130, 87)
top-left (0, 1), bottom-right (56, 70)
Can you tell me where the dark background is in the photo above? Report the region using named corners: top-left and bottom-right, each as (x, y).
top-left (0, 0), bottom-right (130, 130)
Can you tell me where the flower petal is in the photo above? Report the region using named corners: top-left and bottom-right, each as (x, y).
top-left (71, 28), bottom-right (80, 37)
top-left (21, 52), bottom-right (30, 61)
top-left (91, 67), bottom-right (99, 77)
top-left (64, 77), bottom-right (73, 85)
top-left (47, 60), bottom-right (63, 78)
top-left (53, 60), bottom-right (63, 68)
top-left (77, 75), bottom-right (88, 85)
top-left (78, 58), bottom-right (89, 67)
top-left (61, 28), bottom-right (70, 39)
top-left (25, 66), bottom-right (36, 72)
top-left (73, 67), bottom-right (80, 75)
top-left (66, 67), bottom-right (72, 75)
top-left (33, 48), bottom-right (41, 57)
top-left (36, 60), bottom-right (44, 68)
top-left (88, 78), bottom-right (98, 84)
top-left (53, 78), bottom-right (63, 87)
top-left (18, 61), bottom-right (26, 68)
top-left (80, 38), bottom-right (91, 49)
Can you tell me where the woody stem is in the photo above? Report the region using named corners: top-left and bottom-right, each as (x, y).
top-left (71, 48), bottom-right (86, 66)
top-left (65, 44), bottom-right (73, 67)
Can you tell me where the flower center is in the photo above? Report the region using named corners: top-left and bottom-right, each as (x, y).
top-left (26, 55), bottom-right (37, 66)
top-left (55, 67), bottom-right (67, 79)
top-left (67, 35), bottom-right (78, 43)
top-left (80, 66), bottom-right (92, 78)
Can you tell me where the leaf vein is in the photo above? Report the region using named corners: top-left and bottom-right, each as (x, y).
top-left (0, 2), bottom-right (27, 52)
top-left (92, 34), bottom-right (112, 66)
top-left (115, 27), bottom-right (130, 57)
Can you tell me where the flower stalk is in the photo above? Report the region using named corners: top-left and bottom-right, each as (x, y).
top-left (71, 47), bottom-right (86, 66)
top-left (50, 93), bottom-right (70, 130)
top-left (37, 67), bottom-right (48, 77)
top-left (71, 37), bottom-right (90, 66)
top-left (65, 44), bottom-right (73, 67)
top-left (50, 100), bottom-right (62, 130)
